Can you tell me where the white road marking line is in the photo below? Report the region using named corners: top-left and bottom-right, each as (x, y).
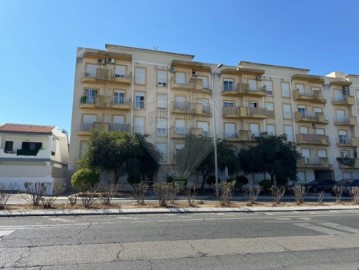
top-left (0, 230), bottom-right (15, 237)
top-left (320, 222), bottom-right (359, 234)
top-left (294, 222), bottom-right (348, 235)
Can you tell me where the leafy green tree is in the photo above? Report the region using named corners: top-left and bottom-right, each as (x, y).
top-left (188, 139), bottom-right (238, 191)
top-left (84, 131), bottom-right (136, 184)
top-left (239, 133), bottom-right (301, 186)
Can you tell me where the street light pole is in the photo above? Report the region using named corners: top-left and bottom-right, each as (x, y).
top-left (212, 63), bottom-right (223, 198)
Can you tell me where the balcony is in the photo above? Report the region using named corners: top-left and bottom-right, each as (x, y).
top-left (237, 83), bottom-right (266, 97)
top-left (238, 107), bottom-right (268, 119)
top-left (331, 95), bottom-right (354, 106)
top-left (222, 107), bottom-right (239, 118)
top-left (222, 86), bottom-right (238, 96)
top-left (336, 157), bottom-right (359, 169)
top-left (82, 68), bottom-right (132, 85)
top-left (223, 132), bottom-right (240, 142)
top-left (298, 157), bottom-right (331, 168)
top-left (296, 134), bottom-right (330, 146)
top-left (238, 130), bottom-right (254, 142)
top-left (336, 136), bottom-right (359, 147)
top-left (0, 148), bottom-right (48, 159)
top-left (171, 101), bottom-right (211, 116)
top-left (292, 89), bottom-right (326, 104)
top-left (170, 127), bottom-right (210, 139)
top-left (334, 116), bottom-right (357, 126)
top-left (78, 122), bottom-right (130, 135)
top-left (112, 97), bottom-right (131, 110)
top-left (172, 78), bottom-right (211, 94)
top-left (80, 95), bottom-right (111, 109)
top-left (294, 111), bottom-right (328, 124)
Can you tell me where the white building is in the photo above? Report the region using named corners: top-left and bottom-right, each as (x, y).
top-left (0, 123), bottom-right (69, 193)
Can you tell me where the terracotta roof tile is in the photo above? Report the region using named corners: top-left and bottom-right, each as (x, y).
top-left (0, 123), bottom-right (55, 134)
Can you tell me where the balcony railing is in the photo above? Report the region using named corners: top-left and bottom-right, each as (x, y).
top-left (172, 78), bottom-right (211, 92)
top-left (293, 89), bottom-right (326, 104)
top-left (109, 123), bottom-right (130, 132)
top-left (296, 134), bottom-right (330, 145)
top-left (78, 122), bottom-right (130, 133)
top-left (222, 106), bottom-right (238, 117)
top-left (336, 136), bottom-right (359, 146)
top-left (112, 96), bottom-right (131, 106)
top-left (331, 95), bottom-right (354, 105)
top-left (237, 83), bottom-right (266, 96)
top-left (82, 69), bottom-right (132, 84)
top-left (299, 157), bottom-right (331, 167)
top-left (334, 116), bottom-right (357, 126)
top-left (294, 111), bottom-right (328, 124)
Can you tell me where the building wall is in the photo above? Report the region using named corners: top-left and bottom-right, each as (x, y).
top-left (69, 44), bottom-right (359, 185)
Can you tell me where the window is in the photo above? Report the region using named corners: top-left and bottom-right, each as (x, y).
top-left (113, 115), bottom-right (125, 124)
top-left (135, 67), bottom-right (146, 85)
top-left (299, 126), bottom-right (308, 134)
top-left (266, 124), bottom-right (275, 135)
top-left (21, 142), bottom-right (42, 151)
top-left (281, 82), bottom-right (290, 97)
top-left (248, 101), bottom-right (258, 108)
top-left (317, 150), bottom-right (327, 158)
top-left (338, 130), bottom-right (348, 143)
top-left (157, 118), bottom-right (167, 136)
top-left (113, 90), bottom-right (125, 105)
top-left (340, 150), bottom-right (350, 158)
top-left (157, 94), bottom-right (167, 111)
top-left (175, 72), bottom-right (186, 84)
top-left (343, 86), bottom-right (350, 96)
top-left (198, 98), bottom-right (210, 114)
top-left (175, 144), bottom-right (184, 152)
top-left (224, 123), bottom-right (236, 138)
top-left (134, 117), bottom-right (145, 134)
top-left (284, 125), bottom-right (294, 141)
top-left (175, 119), bottom-right (186, 134)
top-left (336, 109), bottom-right (346, 121)
top-left (296, 84), bottom-right (305, 94)
top-left (85, 64), bottom-right (97, 77)
top-left (83, 114), bottom-right (97, 123)
top-left (84, 89), bottom-right (97, 104)
top-left (157, 70), bottom-right (167, 86)
top-left (197, 121), bottom-right (209, 137)
top-left (301, 149), bottom-right (310, 163)
top-left (114, 65), bottom-right (126, 77)
top-left (156, 143), bottom-right (167, 162)
top-left (4, 141), bottom-right (13, 153)
top-left (264, 80), bottom-right (273, 96)
top-left (135, 92), bottom-right (145, 109)
top-left (223, 79), bottom-right (234, 91)
top-left (249, 123), bottom-right (260, 136)
top-left (315, 128), bottom-right (325, 135)
top-left (197, 76), bottom-right (208, 88)
top-left (265, 102), bottom-right (273, 111)
top-left (313, 107), bottom-right (323, 113)
top-left (283, 104), bottom-right (292, 119)
top-left (248, 79), bottom-right (257, 91)
top-left (298, 105), bottom-right (306, 117)
top-left (79, 141), bottom-right (89, 159)
top-left (224, 101), bottom-right (235, 107)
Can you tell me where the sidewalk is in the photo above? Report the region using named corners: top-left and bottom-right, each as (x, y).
top-left (1, 193), bottom-right (359, 217)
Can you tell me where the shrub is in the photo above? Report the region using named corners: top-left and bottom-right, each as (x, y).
top-left (291, 185), bottom-right (307, 205)
top-left (22, 182), bottom-right (51, 206)
top-left (133, 182), bottom-right (149, 205)
top-left (71, 168), bottom-right (100, 191)
top-left (259, 179), bottom-right (272, 194)
top-left (244, 185), bottom-right (261, 205)
top-left (235, 175), bottom-right (249, 185)
top-left (271, 185), bottom-right (286, 205)
top-left (218, 181), bottom-right (236, 206)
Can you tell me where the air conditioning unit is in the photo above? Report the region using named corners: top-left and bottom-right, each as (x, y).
top-left (107, 58), bottom-right (115, 64)
top-left (98, 59), bottom-right (106, 64)
top-left (256, 75), bottom-right (263, 81)
top-left (169, 67), bottom-right (176, 73)
top-left (114, 74), bottom-right (125, 78)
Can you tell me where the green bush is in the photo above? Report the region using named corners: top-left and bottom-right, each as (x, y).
top-left (258, 179), bottom-right (272, 193)
top-left (235, 175), bottom-right (249, 185)
top-left (71, 168), bottom-right (100, 191)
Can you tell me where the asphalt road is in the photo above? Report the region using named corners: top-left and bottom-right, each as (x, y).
top-left (1, 210), bottom-right (359, 269)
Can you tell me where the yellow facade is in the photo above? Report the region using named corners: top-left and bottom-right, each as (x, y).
top-left (70, 44), bottom-right (359, 183)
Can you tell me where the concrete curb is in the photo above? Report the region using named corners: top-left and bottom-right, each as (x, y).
top-left (1, 205), bottom-right (359, 217)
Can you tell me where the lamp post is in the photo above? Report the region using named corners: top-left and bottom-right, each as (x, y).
top-left (212, 63), bottom-right (223, 197)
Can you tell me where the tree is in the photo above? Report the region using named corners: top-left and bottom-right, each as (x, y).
top-left (239, 133), bottom-right (301, 186)
top-left (191, 139), bottom-right (238, 191)
top-left (84, 131), bottom-right (136, 184)
top-left (125, 134), bottom-right (160, 185)
top-left (71, 168), bottom-right (100, 191)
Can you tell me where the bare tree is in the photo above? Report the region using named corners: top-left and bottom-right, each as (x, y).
top-left (217, 181), bottom-right (236, 206)
top-left (271, 185), bottom-right (286, 205)
top-left (292, 185), bottom-right (307, 205)
top-left (244, 185), bottom-right (261, 205)
top-left (350, 187), bottom-right (359, 204)
top-left (133, 182), bottom-right (149, 205)
top-left (332, 186), bottom-right (343, 203)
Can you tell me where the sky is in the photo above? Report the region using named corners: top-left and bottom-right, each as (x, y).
top-left (1, 0), bottom-right (358, 135)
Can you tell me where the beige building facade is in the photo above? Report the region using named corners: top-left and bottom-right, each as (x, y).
top-left (69, 44), bottom-right (359, 184)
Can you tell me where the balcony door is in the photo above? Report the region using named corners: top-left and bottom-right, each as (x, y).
top-left (249, 123), bottom-right (259, 137)
top-left (85, 89), bottom-right (97, 104)
top-left (197, 121), bottom-right (209, 136)
top-left (301, 149), bottom-right (310, 164)
top-left (114, 90), bottom-right (125, 105)
top-left (224, 123), bottom-right (235, 138)
top-left (175, 119), bottom-right (186, 134)
top-left (336, 109), bottom-right (346, 122)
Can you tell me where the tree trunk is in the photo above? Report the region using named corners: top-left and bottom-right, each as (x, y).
top-left (112, 170), bottom-right (119, 185)
top-left (200, 172), bottom-right (207, 192)
top-left (271, 174), bottom-right (277, 187)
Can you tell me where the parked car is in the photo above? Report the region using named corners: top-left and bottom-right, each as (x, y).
top-left (336, 179), bottom-right (359, 196)
top-left (305, 179), bottom-right (337, 193)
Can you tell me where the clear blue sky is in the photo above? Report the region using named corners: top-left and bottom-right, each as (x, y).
top-left (1, 0), bottom-right (358, 134)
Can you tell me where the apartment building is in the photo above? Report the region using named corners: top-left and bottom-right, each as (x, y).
top-left (0, 123), bottom-right (69, 193)
top-left (69, 44), bottom-right (359, 184)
